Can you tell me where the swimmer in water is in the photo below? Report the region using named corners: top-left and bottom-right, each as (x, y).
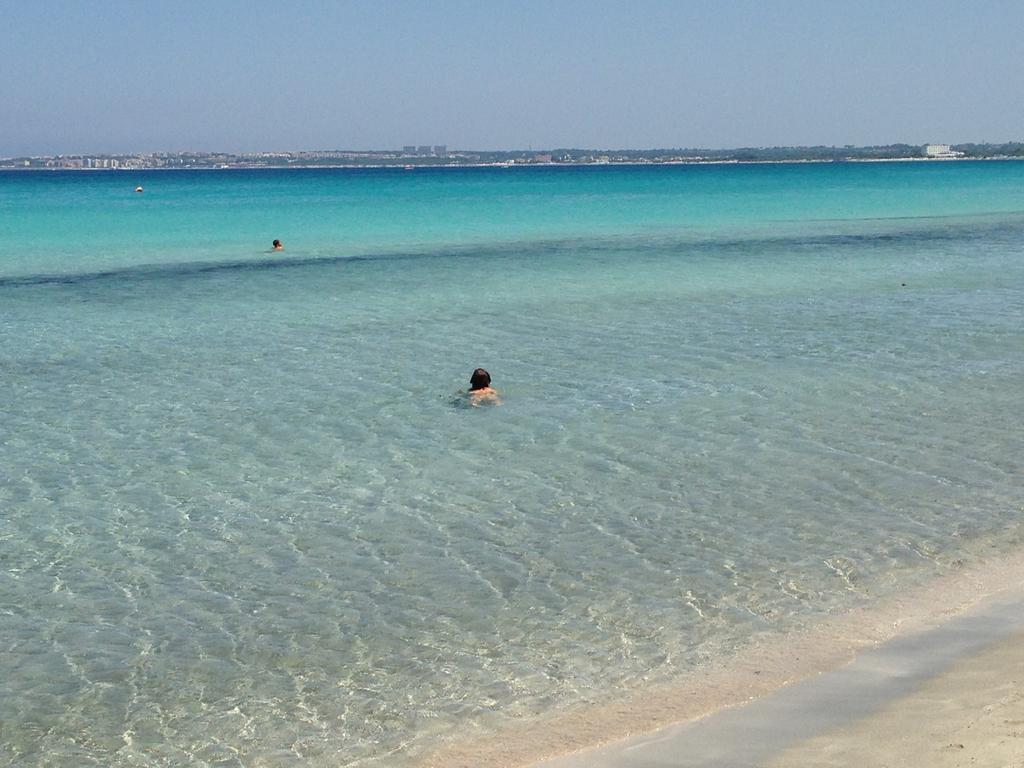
top-left (272, 239), bottom-right (284, 251)
top-left (467, 368), bottom-right (501, 405)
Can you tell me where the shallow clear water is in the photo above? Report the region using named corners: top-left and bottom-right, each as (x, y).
top-left (2, 163), bottom-right (1023, 766)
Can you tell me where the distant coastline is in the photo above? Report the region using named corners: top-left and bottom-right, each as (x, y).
top-left (4, 157), bottom-right (1024, 173)
top-left (3, 142), bottom-right (1024, 171)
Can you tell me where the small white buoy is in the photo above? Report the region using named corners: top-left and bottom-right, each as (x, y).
top-left (135, 186), bottom-right (144, 193)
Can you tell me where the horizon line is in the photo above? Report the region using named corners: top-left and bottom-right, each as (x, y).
top-left (6, 139), bottom-right (1024, 160)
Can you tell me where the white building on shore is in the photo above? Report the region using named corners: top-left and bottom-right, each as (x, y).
top-left (924, 144), bottom-right (964, 158)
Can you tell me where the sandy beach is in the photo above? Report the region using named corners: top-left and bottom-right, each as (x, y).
top-left (419, 550), bottom-right (1024, 768)
top-left (534, 594), bottom-right (1024, 768)
top-left (765, 633), bottom-right (1024, 768)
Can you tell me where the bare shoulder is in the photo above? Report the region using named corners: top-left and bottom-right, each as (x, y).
top-left (468, 387), bottom-right (502, 405)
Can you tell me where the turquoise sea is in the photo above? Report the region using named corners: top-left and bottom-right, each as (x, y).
top-left (2, 162), bottom-right (1023, 766)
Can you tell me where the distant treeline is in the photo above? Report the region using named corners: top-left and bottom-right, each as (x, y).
top-left (495, 143), bottom-right (1024, 162)
top-left (6, 143), bottom-right (1024, 171)
top-left (952, 142), bottom-right (1024, 158)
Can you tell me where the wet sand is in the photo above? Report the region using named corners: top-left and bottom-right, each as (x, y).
top-left (420, 552), bottom-right (1024, 768)
top-left (535, 593), bottom-right (1024, 767)
top-left (765, 632), bottom-right (1024, 768)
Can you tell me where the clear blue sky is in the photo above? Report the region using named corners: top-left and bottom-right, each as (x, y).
top-left (2, 0), bottom-right (1021, 155)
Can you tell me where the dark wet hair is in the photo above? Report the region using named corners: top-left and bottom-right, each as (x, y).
top-left (272, 239), bottom-right (282, 248)
top-left (469, 368), bottom-right (491, 391)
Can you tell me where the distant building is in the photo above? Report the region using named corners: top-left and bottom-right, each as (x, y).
top-left (402, 145), bottom-right (416, 155)
top-left (433, 145), bottom-right (447, 156)
top-left (924, 144), bottom-right (963, 158)
top-left (417, 145), bottom-right (431, 155)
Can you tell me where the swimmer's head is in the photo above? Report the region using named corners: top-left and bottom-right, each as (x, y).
top-left (272, 239), bottom-right (283, 249)
top-left (469, 368), bottom-right (491, 391)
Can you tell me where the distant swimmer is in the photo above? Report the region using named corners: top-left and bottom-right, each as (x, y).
top-left (467, 368), bottom-right (501, 406)
top-left (272, 239), bottom-right (284, 251)
top-left (134, 186), bottom-right (143, 193)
